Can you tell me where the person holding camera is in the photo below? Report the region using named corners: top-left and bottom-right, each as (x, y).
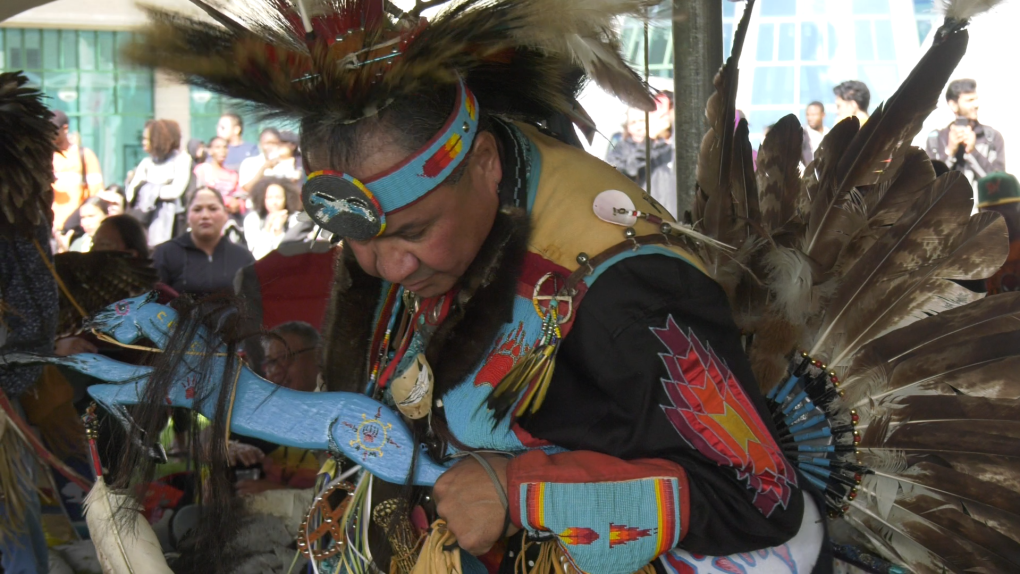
top-left (925, 79), bottom-right (1005, 188)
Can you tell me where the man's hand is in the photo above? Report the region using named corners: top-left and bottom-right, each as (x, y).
top-left (946, 125), bottom-right (964, 157)
top-left (962, 125), bottom-right (977, 153)
top-left (235, 479), bottom-right (285, 496)
top-left (227, 441), bottom-right (265, 467)
top-left (433, 454), bottom-right (519, 555)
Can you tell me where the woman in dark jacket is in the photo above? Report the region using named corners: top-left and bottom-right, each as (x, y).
top-left (152, 188), bottom-right (254, 296)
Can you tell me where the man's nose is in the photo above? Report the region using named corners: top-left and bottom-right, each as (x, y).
top-left (374, 243), bottom-right (420, 284)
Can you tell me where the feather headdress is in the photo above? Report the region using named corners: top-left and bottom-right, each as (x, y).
top-left (0, 72), bottom-right (57, 238)
top-left (126, 0), bottom-right (656, 124)
top-left (695, 0), bottom-right (1020, 571)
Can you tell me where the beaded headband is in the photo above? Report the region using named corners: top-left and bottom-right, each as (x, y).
top-left (302, 78), bottom-right (479, 241)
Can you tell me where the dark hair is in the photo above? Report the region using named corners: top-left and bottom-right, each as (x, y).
top-left (81, 196), bottom-right (111, 215)
top-left (187, 186), bottom-right (226, 209)
top-left (208, 135), bottom-right (226, 146)
top-left (105, 184), bottom-right (125, 198)
top-left (807, 101), bottom-right (825, 112)
top-left (220, 112), bottom-right (243, 134)
top-left (946, 78), bottom-right (977, 102)
top-left (250, 177), bottom-right (301, 218)
top-left (97, 214), bottom-right (150, 257)
top-left (259, 127), bottom-right (282, 141)
top-left (833, 80), bottom-right (871, 113)
top-left (270, 321), bottom-right (321, 349)
top-left (300, 84), bottom-right (489, 182)
top-left (186, 138), bottom-right (206, 163)
top-left (145, 119), bottom-right (182, 163)
top-left (50, 109), bottom-right (69, 129)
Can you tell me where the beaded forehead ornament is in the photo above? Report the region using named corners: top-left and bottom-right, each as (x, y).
top-left (302, 78), bottom-right (479, 241)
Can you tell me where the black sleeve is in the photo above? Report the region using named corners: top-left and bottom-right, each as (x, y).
top-left (152, 243), bottom-right (175, 287)
top-left (519, 254), bottom-right (804, 556)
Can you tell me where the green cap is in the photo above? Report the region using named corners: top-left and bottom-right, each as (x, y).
top-left (977, 172), bottom-right (1020, 208)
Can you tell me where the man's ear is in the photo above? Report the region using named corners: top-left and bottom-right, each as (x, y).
top-left (948, 100), bottom-right (960, 115)
top-left (471, 131), bottom-right (502, 191)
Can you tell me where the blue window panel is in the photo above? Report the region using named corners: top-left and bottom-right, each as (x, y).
top-left (757, 23), bottom-right (775, 62)
top-left (23, 29), bottom-right (42, 69)
top-left (801, 65), bottom-right (834, 105)
top-left (829, 23), bottom-right (839, 59)
top-left (116, 71), bottom-right (153, 115)
top-left (723, 23), bottom-right (734, 57)
top-left (916, 19), bottom-right (933, 43)
top-left (97, 32), bottom-right (116, 71)
top-left (723, 1), bottom-right (736, 18)
top-left (60, 29), bottom-right (78, 70)
top-left (0, 29), bottom-right (5, 69)
top-left (855, 20), bottom-right (875, 60)
top-left (80, 71), bottom-right (116, 115)
top-left (874, 19), bottom-right (895, 61)
top-left (751, 66), bottom-right (795, 106)
top-left (801, 22), bottom-right (822, 61)
top-left (42, 29), bottom-right (60, 69)
top-left (853, 0), bottom-right (890, 15)
top-left (857, 63), bottom-right (899, 106)
top-left (78, 31), bottom-right (97, 70)
top-left (778, 23), bottom-right (796, 61)
top-left (43, 71), bottom-right (79, 114)
top-left (6, 28), bottom-right (23, 69)
top-left (762, 0), bottom-right (797, 17)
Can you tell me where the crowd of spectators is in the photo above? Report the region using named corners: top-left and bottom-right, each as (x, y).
top-left (604, 77), bottom-right (1007, 217)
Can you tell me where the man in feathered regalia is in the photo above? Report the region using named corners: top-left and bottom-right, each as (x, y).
top-left (10, 0), bottom-right (1020, 573)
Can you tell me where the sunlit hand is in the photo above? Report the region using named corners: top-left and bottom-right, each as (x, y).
top-left (433, 454), bottom-right (519, 555)
top-left (962, 126), bottom-right (977, 154)
top-left (227, 441), bottom-right (265, 467)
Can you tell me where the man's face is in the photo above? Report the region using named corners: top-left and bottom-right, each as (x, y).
top-left (340, 132), bottom-right (502, 299)
top-left (625, 108), bottom-right (647, 142)
top-left (54, 124), bottom-right (70, 151)
top-left (92, 223), bottom-right (132, 255)
top-left (187, 190), bottom-right (229, 242)
top-left (834, 97), bottom-right (857, 121)
top-left (262, 332), bottom-right (319, 392)
top-left (217, 117), bottom-right (239, 141)
top-left (209, 138), bottom-right (229, 164)
top-left (260, 132), bottom-right (282, 158)
top-left (949, 92), bottom-right (979, 121)
top-left (806, 104), bottom-right (825, 131)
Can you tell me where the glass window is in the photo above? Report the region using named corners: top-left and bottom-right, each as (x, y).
top-left (916, 19), bottom-right (933, 43)
top-left (723, 23), bottom-right (734, 58)
top-left (801, 22), bottom-right (821, 61)
top-left (60, 30), bottom-right (77, 70)
top-left (857, 63), bottom-right (899, 105)
top-left (852, 0), bottom-right (890, 15)
top-left (7, 28), bottom-right (23, 69)
top-left (43, 71), bottom-right (79, 114)
top-left (116, 71), bottom-right (153, 114)
top-left (78, 31), bottom-right (97, 70)
top-left (751, 66), bottom-right (795, 105)
top-left (43, 30), bottom-right (60, 69)
top-left (0, 30), bottom-right (5, 69)
top-left (80, 71), bottom-right (116, 115)
top-left (757, 24), bottom-right (775, 62)
top-left (97, 32), bottom-right (116, 71)
top-left (801, 65), bottom-right (834, 104)
top-left (855, 20), bottom-right (875, 60)
top-left (762, 0), bottom-right (796, 17)
top-left (23, 29), bottom-right (42, 69)
top-left (778, 23), bottom-right (796, 61)
top-left (828, 23), bottom-right (839, 59)
top-left (874, 19), bottom-right (895, 61)
top-left (723, 1), bottom-right (736, 18)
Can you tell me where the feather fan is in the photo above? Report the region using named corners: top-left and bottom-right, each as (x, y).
top-left (803, 26), bottom-right (966, 274)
